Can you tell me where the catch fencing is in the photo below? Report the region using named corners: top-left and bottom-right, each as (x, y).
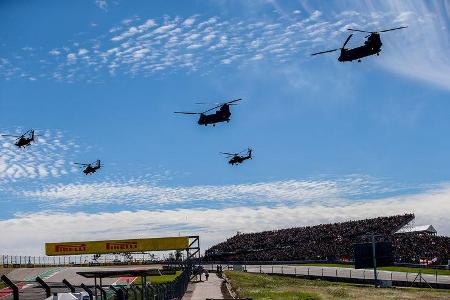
top-left (203, 264), bottom-right (450, 289)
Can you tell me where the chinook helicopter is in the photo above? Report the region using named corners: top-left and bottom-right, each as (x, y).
top-left (221, 148), bottom-right (253, 165)
top-left (311, 26), bottom-right (407, 62)
top-left (1, 129), bottom-right (37, 148)
top-left (74, 160), bottom-right (102, 175)
top-left (174, 99), bottom-right (242, 126)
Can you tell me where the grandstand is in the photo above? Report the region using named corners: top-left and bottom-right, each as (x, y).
top-left (204, 214), bottom-right (450, 265)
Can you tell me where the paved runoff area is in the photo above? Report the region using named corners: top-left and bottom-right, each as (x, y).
top-left (182, 273), bottom-right (224, 300)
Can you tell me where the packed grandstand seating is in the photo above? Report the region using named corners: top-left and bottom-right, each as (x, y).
top-left (204, 214), bottom-right (450, 264)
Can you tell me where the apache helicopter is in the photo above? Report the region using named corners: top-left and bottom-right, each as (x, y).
top-left (1, 129), bottom-right (37, 148)
top-left (174, 99), bottom-right (242, 126)
top-left (311, 26), bottom-right (407, 62)
top-left (221, 148), bottom-right (253, 166)
top-left (74, 159), bottom-right (102, 175)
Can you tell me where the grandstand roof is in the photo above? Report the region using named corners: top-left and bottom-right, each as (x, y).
top-left (396, 225), bottom-right (437, 235)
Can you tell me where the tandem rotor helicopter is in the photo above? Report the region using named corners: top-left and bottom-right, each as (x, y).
top-left (174, 98), bottom-right (242, 126)
top-left (1, 129), bottom-right (37, 148)
top-left (221, 148), bottom-right (253, 166)
top-left (311, 26), bottom-right (407, 62)
top-left (74, 160), bottom-right (102, 175)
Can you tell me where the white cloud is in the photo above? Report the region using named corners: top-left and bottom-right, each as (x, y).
top-left (49, 49), bottom-right (60, 56)
top-left (95, 0), bottom-right (107, 11)
top-left (1, 6), bottom-right (449, 90)
top-left (1, 184), bottom-right (449, 255)
top-left (0, 129), bottom-right (79, 183)
top-left (17, 175), bottom-right (417, 209)
top-left (183, 17), bottom-right (196, 27)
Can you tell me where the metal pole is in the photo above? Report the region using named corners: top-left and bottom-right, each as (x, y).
top-left (371, 233), bottom-right (378, 288)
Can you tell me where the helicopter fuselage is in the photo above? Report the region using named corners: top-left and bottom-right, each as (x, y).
top-left (228, 151), bottom-right (252, 165)
top-left (338, 33), bottom-right (382, 62)
top-left (198, 104), bottom-right (231, 126)
top-left (83, 165), bottom-right (100, 175)
top-left (15, 137), bottom-right (33, 148)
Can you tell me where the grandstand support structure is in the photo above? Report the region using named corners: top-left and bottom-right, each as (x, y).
top-left (187, 235), bottom-right (201, 262)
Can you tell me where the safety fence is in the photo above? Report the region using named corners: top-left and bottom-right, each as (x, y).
top-left (203, 264), bottom-right (450, 289)
top-left (0, 266), bottom-right (191, 300)
top-left (1, 255), bottom-right (166, 268)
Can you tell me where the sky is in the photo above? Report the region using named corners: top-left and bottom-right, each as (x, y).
top-left (0, 0), bottom-right (449, 255)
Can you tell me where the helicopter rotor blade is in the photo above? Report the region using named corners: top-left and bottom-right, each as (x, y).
top-left (202, 98), bottom-right (242, 114)
top-left (342, 34), bottom-right (353, 48)
top-left (379, 26), bottom-right (407, 33)
top-left (174, 111), bottom-right (200, 115)
top-left (73, 163), bottom-right (89, 166)
top-left (347, 28), bottom-right (371, 33)
top-left (226, 98), bottom-right (242, 105)
top-left (221, 152), bottom-right (236, 156)
top-left (311, 49), bottom-right (339, 56)
top-left (1, 134), bottom-right (21, 138)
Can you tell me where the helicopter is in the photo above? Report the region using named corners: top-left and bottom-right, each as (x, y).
top-left (1, 129), bottom-right (37, 148)
top-left (221, 148), bottom-right (253, 165)
top-left (74, 159), bottom-right (102, 175)
top-left (174, 98), bottom-right (242, 126)
top-left (311, 26), bottom-right (407, 62)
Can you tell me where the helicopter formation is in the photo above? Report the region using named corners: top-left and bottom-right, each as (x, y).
top-left (2, 25), bottom-right (407, 174)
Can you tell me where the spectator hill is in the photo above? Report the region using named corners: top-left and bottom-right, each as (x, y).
top-left (204, 214), bottom-right (449, 265)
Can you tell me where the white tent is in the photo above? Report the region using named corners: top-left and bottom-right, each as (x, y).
top-left (396, 225), bottom-right (437, 235)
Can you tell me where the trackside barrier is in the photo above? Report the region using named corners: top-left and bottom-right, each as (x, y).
top-left (63, 279), bottom-right (76, 293)
top-left (203, 264), bottom-right (450, 290)
top-left (36, 276), bottom-right (51, 298)
top-left (80, 283), bottom-right (93, 300)
top-left (0, 274), bottom-right (19, 300)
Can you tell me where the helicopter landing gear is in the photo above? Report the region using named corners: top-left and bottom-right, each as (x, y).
top-left (358, 59), bottom-right (361, 62)
top-left (376, 53), bottom-right (379, 56)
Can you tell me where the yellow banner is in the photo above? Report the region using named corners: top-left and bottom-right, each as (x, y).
top-left (45, 236), bottom-right (190, 256)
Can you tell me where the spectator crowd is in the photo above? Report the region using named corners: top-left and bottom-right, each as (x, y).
top-left (204, 214), bottom-right (450, 265)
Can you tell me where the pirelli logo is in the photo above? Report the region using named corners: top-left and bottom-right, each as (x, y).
top-left (55, 244), bottom-right (87, 253)
top-left (46, 236), bottom-right (189, 255)
top-left (106, 242), bottom-right (138, 251)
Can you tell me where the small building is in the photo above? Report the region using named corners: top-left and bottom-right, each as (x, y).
top-left (395, 225), bottom-right (437, 235)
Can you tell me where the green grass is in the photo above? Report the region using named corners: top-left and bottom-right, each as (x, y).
top-left (134, 271), bottom-right (182, 285)
top-left (225, 271), bottom-right (450, 300)
top-left (0, 282), bottom-right (6, 290)
top-left (299, 263), bottom-right (450, 276)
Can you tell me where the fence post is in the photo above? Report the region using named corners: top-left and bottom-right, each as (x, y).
top-left (1, 275), bottom-right (19, 300)
top-left (406, 272), bottom-right (408, 283)
top-left (363, 270), bottom-right (365, 280)
top-left (36, 276), bottom-right (51, 298)
top-left (271, 266), bottom-right (273, 273)
top-left (63, 279), bottom-right (76, 293)
top-left (96, 285), bottom-right (107, 300)
top-left (308, 268), bottom-right (310, 276)
top-left (295, 267), bottom-right (296, 275)
top-left (390, 272), bottom-right (392, 281)
top-left (321, 268), bottom-right (323, 278)
top-left (281, 266), bottom-right (283, 274)
top-left (81, 283), bottom-right (93, 300)
top-left (350, 269), bottom-right (352, 279)
top-left (259, 265), bottom-right (262, 273)
top-left (435, 270), bottom-right (438, 284)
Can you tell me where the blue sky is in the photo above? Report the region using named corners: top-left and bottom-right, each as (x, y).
top-left (0, 0), bottom-right (449, 254)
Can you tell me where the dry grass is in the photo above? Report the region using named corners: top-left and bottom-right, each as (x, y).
top-left (225, 271), bottom-right (450, 300)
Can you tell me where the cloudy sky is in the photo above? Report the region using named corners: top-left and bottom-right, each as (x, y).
top-left (0, 0), bottom-right (449, 255)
